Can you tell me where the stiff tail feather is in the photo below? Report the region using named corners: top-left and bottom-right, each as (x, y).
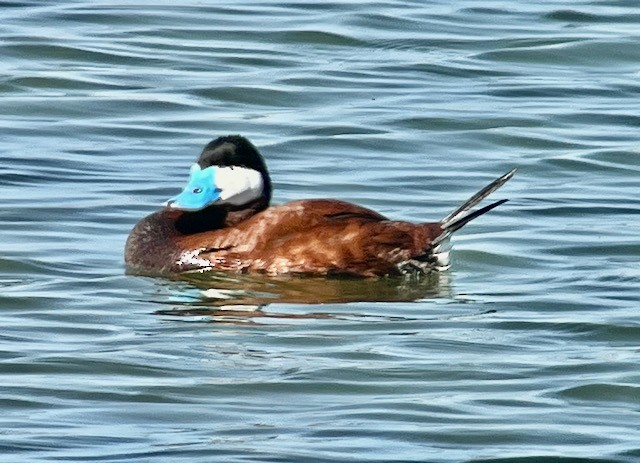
top-left (434, 168), bottom-right (516, 246)
top-left (395, 168), bottom-right (515, 274)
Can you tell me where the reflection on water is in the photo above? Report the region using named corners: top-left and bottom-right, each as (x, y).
top-left (152, 270), bottom-right (453, 323)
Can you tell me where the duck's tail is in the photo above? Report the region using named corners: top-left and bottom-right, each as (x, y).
top-left (437, 168), bottom-right (516, 239)
top-left (420, 168), bottom-right (515, 271)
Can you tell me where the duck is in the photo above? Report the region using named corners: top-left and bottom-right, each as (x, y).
top-left (125, 135), bottom-right (515, 277)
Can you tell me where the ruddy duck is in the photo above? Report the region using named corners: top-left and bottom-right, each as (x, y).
top-left (125, 135), bottom-right (515, 277)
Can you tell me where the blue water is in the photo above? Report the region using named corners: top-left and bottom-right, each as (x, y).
top-left (1, 1), bottom-right (639, 462)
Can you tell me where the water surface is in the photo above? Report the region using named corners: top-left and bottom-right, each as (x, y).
top-left (1, 1), bottom-right (639, 462)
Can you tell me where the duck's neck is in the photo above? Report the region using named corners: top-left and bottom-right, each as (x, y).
top-left (174, 196), bottom-right (269, 235)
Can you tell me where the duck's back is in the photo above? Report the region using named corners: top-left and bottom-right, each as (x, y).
top-left (178, 199), bottom-right (444, 277)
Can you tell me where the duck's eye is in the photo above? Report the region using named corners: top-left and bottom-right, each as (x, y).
top-left (192, 187), bottom-right (202, 194)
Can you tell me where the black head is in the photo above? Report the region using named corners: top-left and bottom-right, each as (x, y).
top-left (171, 135), bottom-right (272, 235)
top-left (197, 135), bottom-right (272, 203)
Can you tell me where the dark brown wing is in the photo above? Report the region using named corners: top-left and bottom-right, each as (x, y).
top-left (180, 199), bottom-right (388, 253)
top-left (193, 205), bottom-right (442, 276)
top-left (257, 219), bottom-right (443, 276)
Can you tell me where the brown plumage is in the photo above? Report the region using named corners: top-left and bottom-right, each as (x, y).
top-left (125, 136), bottom-right (515, 277)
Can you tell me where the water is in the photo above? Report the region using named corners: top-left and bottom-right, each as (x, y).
top-left (1, 1), bottom-right (639, 462)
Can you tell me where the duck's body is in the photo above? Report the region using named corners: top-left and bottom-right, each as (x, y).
top-left (125, 136), bottom-right (515, 277)
top-left (126, 199), bottom-right (445, 276)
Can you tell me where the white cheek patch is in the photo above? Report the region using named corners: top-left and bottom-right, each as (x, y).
top-left (214, 166), bottom-right (264, 206)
